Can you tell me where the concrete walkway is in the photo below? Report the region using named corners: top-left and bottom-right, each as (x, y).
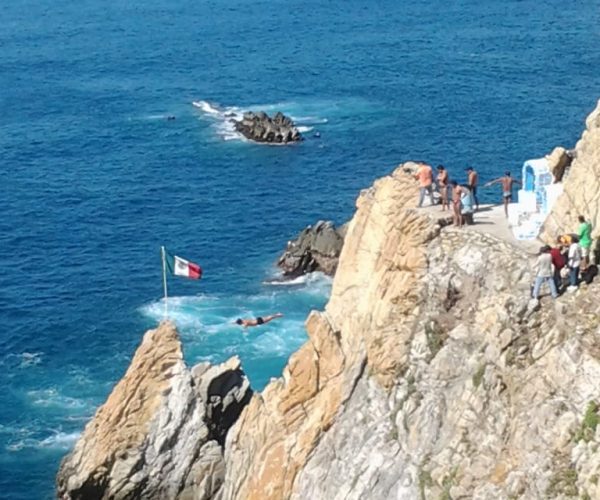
top-left (419, 203), bottom-right (542, 254)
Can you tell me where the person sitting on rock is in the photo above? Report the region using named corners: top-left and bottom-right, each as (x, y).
top-left (234, 313), bottom-right (283, 328)
top-left (415, 162), bottom-right (435, 207)
top-left (484, 171), bottom-right (522, 217)
top-left (533, 245), bottom-right (558, 301)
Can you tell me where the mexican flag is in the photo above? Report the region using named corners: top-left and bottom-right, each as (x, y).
top-left (165, 249), bottom-right (202, 280)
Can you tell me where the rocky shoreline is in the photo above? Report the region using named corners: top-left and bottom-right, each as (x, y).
top-left (57, 100), bottom-right (600, 500)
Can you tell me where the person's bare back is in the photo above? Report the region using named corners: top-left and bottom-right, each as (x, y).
top-left (234, 313), bottom-right (283, 328)
top-left (484, 172), bottom-right (522, 216)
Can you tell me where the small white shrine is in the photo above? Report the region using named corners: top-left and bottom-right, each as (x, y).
top-left (508, 157), bottom-right (564, 240)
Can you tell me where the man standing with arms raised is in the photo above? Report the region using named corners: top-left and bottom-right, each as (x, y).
top-left (466, 167), bottom-right (479, 211)
top-left (484, 171), bottom-right (522, 217)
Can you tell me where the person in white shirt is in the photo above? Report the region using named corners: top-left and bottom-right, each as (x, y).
top-left (567, 236), bottom-right (582, 291)
top-left (532, 245), bottom-right (558, 300)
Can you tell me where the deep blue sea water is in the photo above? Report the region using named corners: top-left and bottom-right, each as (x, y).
top-left (1, 0), bottom-right (599, 497)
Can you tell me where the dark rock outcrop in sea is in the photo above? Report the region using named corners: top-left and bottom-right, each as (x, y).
top-left (232, 111), bottom-right (302, 144)
top-left (56, 322), bottom-right (252, 500)
top-left (277, 220), bottom-right (346, 278)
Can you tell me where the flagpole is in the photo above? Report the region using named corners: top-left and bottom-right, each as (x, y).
top-left (161, 246), bottom-right (168, 319)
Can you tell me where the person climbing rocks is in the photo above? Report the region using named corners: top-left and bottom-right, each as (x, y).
top-left (466, 167), bottom-right (479, 211)
top-left (484, 171), bottom-right (522, 217)
top-left (577, 215), bottom-right (592, 270)
top-left (436, 165), bottom-right (449, 211)
top-left (532, 245), bottom-right (558, 301)
top-left (415, 162), bottom-right (435, 207)
top-left (234, 313), bottom-right (283, 328)
top-left (567, 235), bottom-right (582, 292)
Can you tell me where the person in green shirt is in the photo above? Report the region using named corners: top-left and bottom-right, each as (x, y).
top-left (577, 215), bottom-right (592, 269)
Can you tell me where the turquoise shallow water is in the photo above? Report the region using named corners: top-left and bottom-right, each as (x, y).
top-left (1, 0), bottom-right (599, 497)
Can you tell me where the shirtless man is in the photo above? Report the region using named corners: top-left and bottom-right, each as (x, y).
top-left (436, 165), bottom-right (449, 211)
top-left (415, 162), bottom-right (435, 207)
top-left (450, 181), bottom-right (462, 227)
top-left (234, 313), bottom-right (283, 328)
top-left (484, 171), bottom-right (521, 217)
top-left (465, 167), bottom-right (479, 211)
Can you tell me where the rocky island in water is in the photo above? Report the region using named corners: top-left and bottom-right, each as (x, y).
top-left (232, 111), bottom-right (302, 144)
top-left (57, 100), bottom-right (600, 499)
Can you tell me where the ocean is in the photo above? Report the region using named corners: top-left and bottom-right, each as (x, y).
top-left (1, 0), bottom-right (598, 497)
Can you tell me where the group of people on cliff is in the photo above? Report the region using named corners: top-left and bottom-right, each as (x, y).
top-left (414, 162), bottom-right (520, 225)
top-left (532, 215), bottom-right (596, 301)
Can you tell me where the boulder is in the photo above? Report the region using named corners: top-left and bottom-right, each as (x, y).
top-left (56, 322), bottom-right (252, 500)
top-left (277, 220), bottom-right (346, 278)
top-left (232, 111), bottom-right (302, 144)
top-left (545, 146), bottom-right (573, 183)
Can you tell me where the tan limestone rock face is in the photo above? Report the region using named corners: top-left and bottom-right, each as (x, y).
top-left (57, 321), bottom-right (183, 498)
top-left (220, 167), bottom-right (441, 499)
top-left (327, 168), bottom-right (439, 387)
top-left (541, 99), bottom-right (600, 243)
top-left (57, 321), bottom-right (252, 500)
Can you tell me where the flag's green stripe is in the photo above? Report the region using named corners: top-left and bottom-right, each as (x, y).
top-left (165, 250), bottom-right (175, 275)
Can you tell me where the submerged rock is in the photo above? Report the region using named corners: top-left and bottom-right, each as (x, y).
top-left (56, 322), bottom-right (251, 500)
top-left (232, 111), bottom-right (302, 144)
top-left (277, 220), bottom-right (346, 278)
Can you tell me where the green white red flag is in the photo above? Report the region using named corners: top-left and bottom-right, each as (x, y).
top-left (165, 249), bottom-right (202, 280)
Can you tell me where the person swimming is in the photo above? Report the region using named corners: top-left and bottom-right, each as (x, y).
top-left (234, 313), bottom-right (283, 328)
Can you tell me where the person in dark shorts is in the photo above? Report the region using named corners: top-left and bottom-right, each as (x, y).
top-left (466, 167), bottom-right (479, 211)
top-left (484, 171), bottom-right (521, 217)
top-left (235, 313), bottom-right (283, 328)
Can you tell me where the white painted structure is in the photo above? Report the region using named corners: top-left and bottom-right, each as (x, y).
top-left (508, 157), bottom-right (564, 240)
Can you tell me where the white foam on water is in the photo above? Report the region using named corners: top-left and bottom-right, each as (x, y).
top-left (27, 388), bottom-right (88, 410)
top-left (296, 126), bottom-right (314, 133)
top-left (192, 100), bottom-right (221, 115)
top-left (139, 271), bottom-right (331, 388)
top-left (249, 319), bottom-right (307, 358)
top-left (263, 270), bottom-right (332, 288)
top-left (1, 351), bottom-right (44, 370)
top-left (7, 431), bottom-right (81, 452)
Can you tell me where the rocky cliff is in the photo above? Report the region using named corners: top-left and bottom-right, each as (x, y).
top-left (56, 322), bottom-right (252, 499)
top-left (541, 99), bottom-right (600, 252)
top-left (58, 105), bottom-right (600, 500)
